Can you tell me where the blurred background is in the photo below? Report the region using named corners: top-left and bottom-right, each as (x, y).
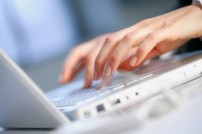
top-left (1, 0), bottom-right (200, 92)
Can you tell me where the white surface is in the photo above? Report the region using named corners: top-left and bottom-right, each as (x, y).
top-left (133, 93), bottom-right (202, 134)
top-left (52, 77), bottom-right (202, 134)
top-left (1, 77), bottom-right (202, 133)
top-left (52, 78), bottom-right (201, 134)
top-left (0, 50), bottom-right (68, 128)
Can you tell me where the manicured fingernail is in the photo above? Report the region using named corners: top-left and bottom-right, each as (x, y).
top-left (96, 75), bottom-right (112, 89)
top-left (104, 65), bottom-right (111, 76)
top-left (130, 56), bottom-right (137, 66)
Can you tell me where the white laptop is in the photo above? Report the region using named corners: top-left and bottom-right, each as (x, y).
top-left (0, 49), bottom-right (202, 129)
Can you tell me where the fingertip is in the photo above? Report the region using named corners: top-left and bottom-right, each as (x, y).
top-left (96, 72), bottom-right (103, 80)
top-left (93, 72), bottom-right (102, 80)
top-left (59, 73), bottom-right (72, 84)
top-left (130, 56), bottom-right (137, 67)
top-left (83, 82), bottom-right (91, 89)
top-left (83, 75), bottom-right (93, 89)
top-left (59, 78), bottom-right (67, 84)
top-left (93, 71), bottom-right (98, 80)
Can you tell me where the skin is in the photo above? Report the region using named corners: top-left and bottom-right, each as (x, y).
top-left (60, 5), bottom-right (202, 89)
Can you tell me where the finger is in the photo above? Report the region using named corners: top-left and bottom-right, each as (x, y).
top-left (94, 28), bottom-right (137, 80)
top-left (95, 19), bottom-right (164, 79)
top-left (103, 28), bottom-right (151, 77)
top-left (83, 39), bottom-right (104, 88)
top-left (60, 48), bottom-right (85, 83)
top-left (83, 57), bottom-right (95, 89)
top-left (133, 30), bottom-right (167, 67)
top-left (62, 62), bottom-right (84, 84)
top-left (118, 56), bottom-right (135, 71)
top-left (60, 60), bottom-right (84, 84)
top-left (96, 75), bottom-right (112, 90)
top-left (100, 21), bottom-right (166, 77)
top-left (90, 36), bottom-right (107, 80)
top-left (117, 41), bottom-right (172, 71)
top-left (117, 52), bottom-right (156, 71)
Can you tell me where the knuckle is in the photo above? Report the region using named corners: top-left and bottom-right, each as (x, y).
top-left (71, 47), bottom-right (79, 55)
top-left (105, 35), bottom-right (116, 44)
top-left (138, 47), bottom-right (146, 55)
top-left (124, 33), bottom-right (134, 42)
top-left (162, 20), bottom-right (172, 28)
top-left (86, 54), bottom-right (95, 63)
top-left (138, 18), bottom-right (152, 26)
top-left (111, 55), bottom-right (120, 64)
top-left (85, 54), bottom-right (94, 62)
top-left (147, 32), bottom-right (157, 42)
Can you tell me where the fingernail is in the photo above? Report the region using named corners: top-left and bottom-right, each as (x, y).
top-left (96, 75), bottom-right (112, 89)
top-left (104, 65), bottom-right (112, 76)
top-left (130, 56), bottom-right (137, 66)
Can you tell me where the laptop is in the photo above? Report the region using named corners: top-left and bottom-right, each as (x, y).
top-left (0, 49), bottom-right (202, 129)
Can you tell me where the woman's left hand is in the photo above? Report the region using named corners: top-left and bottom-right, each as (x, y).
top-left (94, 5), bottom-right (202, 80)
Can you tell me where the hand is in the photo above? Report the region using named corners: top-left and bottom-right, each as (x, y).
top-left (60, 35), bottom-right (106, 88)
top-left (60, 34), bottom-right (136, 88)
top-left (94, 5), bottom-right (202, 80)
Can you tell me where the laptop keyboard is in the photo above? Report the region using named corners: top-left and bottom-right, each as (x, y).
top-left (52, 73), bottom-right (153, 107)
top-left (53, 89), bottom-right (109, 107)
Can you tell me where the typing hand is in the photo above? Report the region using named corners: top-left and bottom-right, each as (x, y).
top-left (60, 34), bottom-right (136, 89)
top-left (94, 5), bottom-right (202, 82)
top-left (61, 5), bottom-right (202, 89)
